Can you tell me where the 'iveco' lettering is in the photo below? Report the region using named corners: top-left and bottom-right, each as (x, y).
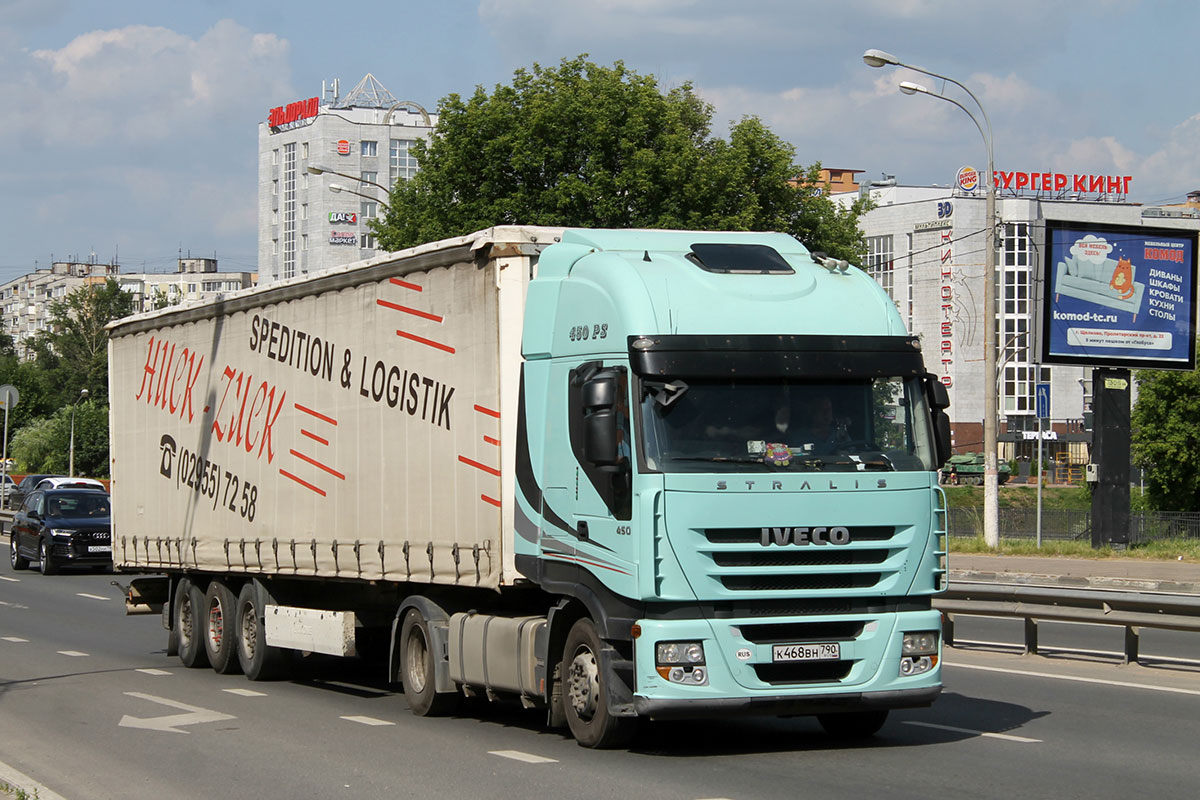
top-left (760, 526), bottom-right (852, 546)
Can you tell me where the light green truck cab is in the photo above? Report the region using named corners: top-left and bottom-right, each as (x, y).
top-left (516, 228), bottom-right (951, 745)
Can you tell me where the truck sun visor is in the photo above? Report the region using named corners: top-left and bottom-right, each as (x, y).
top-left (685, 243), bottom-right (795, 274)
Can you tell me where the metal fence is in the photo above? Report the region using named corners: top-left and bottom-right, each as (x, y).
top-left (947, 507), bottom-right (1200, 544)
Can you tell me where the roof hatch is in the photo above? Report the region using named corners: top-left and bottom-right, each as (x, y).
top-left (685, 243), bottom-right (794, 274)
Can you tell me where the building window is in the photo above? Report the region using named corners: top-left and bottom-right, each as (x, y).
top-left (864, 235), bottom-right (895, 303)
top-left (389, 139), bottom-right (419, 185)
top-left (282, 142), bottom-right (298, 279)
top-left (301, 142), bottom-right (309, 159)
top-left (271, 209), bottom-right (278, 225)
top-left (302, 172), bottom-right (308, 190)
top-left (1000, 223), bottom-right (1035, 414)
top-left (301, 203), bottom-right (308, 220)
top-left (302, 234), bottom-right (309, 250)
top-left (361, 140), bottom-right (378, 157)
top-left (361, 171), bottom-right (378, 188)
top-left (361, 233), bottom-right (376, 250)
top-left (361, 201), bottom-right (377, 219)
top-left (272, 149), bottom-right (279, 165)
top-left (272, 179), bottom-right (278, 195)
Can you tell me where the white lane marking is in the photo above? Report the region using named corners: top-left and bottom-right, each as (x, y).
top-left (119, 691), bottom-right (236, 734)
top-left (904, 720), bottom-right (1042, 743)
top-left (0, 575), bottom-right (19, 582)
top-left (3, 636), bottom-right (29, 642)
top-left (223, 688), bottom-right (267, 697)
top-left (945, 660), bottom-right (1200, 696)
top-left (136, 668), bottom-right (172, 676)
top-left (0, 757), bottom-right (70, 800)
top-left (488, 750), bottom-right (559, 764)
top-left (340, 715), bottom-right (395, 726)
top-left (58, 650), bottom-right (88, 657)
top-left (77, 592), bottom-right (110, 601)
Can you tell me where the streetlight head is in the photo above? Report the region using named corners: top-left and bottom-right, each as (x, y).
top-left (329, 183), bottom-right (345, 194)
top-left (862, 49), bottom-right (899, 68)
top-left (80, 388), bottom-right (89, 398)
top-left (899, 81), bottom-right (927, 96)
top-left (306, 165), bottom-right (326, 175)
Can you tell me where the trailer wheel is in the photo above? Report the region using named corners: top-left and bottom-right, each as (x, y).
top-left (202, 581), bottom-right (242, 674)
top-left (175, 578), bottom-right (209, 668)
top-left (561, 618), bottom-right (636, 749)
top-left (817, 710), bottom-right (889, 739)
top-left (235, 581), bottom-right (287, 680)
top-left (400, 609), bottom-right (458, 717)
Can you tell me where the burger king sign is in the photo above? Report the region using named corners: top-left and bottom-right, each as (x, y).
top-left (956, 166), bottom-right (980, 193)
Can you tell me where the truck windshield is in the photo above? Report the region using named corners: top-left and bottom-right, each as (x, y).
top-left (640, 376), bottom-right (937, 473)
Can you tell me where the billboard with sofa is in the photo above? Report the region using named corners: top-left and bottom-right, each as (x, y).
top-left (1040, 221), bottom-right (1197, 370)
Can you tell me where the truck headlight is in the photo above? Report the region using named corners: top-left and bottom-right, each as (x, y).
top-left (655, 641), bottom-right (708, 685)
top-left (902, 631), bottom-right (938, 656)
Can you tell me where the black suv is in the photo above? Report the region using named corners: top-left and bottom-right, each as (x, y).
top-left (9, 488), bottom-right (112, 574)
top-left (5, 473), bottom-right (63, 511)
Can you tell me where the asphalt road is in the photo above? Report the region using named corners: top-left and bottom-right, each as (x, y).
top-left (2, 562), bottom-right (1199, 800)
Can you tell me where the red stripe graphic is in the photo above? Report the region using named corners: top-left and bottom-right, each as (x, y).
top-left (545, 553), bottom-right (630, 575)
top-left (389, 278), bottom-right (422, 292)
top-left (483, 436), bottom-right (500, 446)
top-left (295, 403), bottom-right (337, 425)
top-left (474, 404), bottom-right (500, 418)
top-left (397, 330), bottom-right (455, 354)
top-left (458, 455), bottom-right (501, 477)
top-left (301, 429), bottom-right (329, 446)
top-left (377, 299), bottom-right (443, 323)
top-left (280, 468), bottom-right (327, 497)
top-left (481, 494), bottom-right (502, 507)
top-left (290, 449), bottom-right (346, 480)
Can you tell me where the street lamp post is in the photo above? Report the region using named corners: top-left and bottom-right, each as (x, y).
top-left (329, 183), bottom-right (390, 211)
top-left (865, 49), bottom-right (1000, 547)
top-left (69, 387), bottom-right (89, 478)
top-left (306, 164), bottom-right (390, 194)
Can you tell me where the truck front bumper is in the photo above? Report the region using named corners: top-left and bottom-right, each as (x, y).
top-left (634, 685), bottom-right (940, 720)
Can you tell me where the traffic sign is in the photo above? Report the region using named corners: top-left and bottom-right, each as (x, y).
top-left (1035, 382), bottom-right (1051, 419)
top-left (0, 384), bottom-right (18, 410)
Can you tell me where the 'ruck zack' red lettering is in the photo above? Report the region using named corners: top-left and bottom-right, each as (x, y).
top-left (134, 336), bottom-right (204, 422)
top-left (210, 366), bottom-right (287, 463)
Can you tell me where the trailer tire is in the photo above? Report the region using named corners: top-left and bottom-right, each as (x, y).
top-left (175, 578), bottom-right (209, 668)
top-left (562, 618), bottom-right (636, 749)
top-left (817, 710), bottom-right (889, 739)
top-left (399, 609), bottom-right (458, 717)
top-left (235, 581), bottom-right (287, 680)
top-left (202, 581), bottom-right (242, 674)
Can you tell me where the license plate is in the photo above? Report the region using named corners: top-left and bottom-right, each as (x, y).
top-left (772, 642), bottom-right (840, 662)
top-left (87, 546), bottom-right (112, 553)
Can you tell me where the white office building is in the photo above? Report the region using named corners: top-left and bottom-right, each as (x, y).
top-left (837, 170), bottom-right (1199, 470)
top-left (257, 74), bottom-right (437, 284)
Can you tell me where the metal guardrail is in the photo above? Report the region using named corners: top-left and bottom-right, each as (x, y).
top-left (936, 581), bottom-right (1200, 665)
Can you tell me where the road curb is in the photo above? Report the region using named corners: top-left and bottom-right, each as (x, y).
top-left (0, 758), bottom-right (69, 800)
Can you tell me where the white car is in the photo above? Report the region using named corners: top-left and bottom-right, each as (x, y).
top-left (33, 477), bottom-right (106, 492)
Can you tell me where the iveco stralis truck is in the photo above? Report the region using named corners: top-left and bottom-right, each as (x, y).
top-left (109, 226), bottom-right (951, 748)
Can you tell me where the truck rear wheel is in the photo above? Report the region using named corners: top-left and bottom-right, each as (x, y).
top-left (561, 618), bottom-right (636, 749)
top-left (175, 578), bottom-right (209, 668)
top-left (817, 710), bottom-right (889, 739)
top-left (235, 581), bottom-right (287, 680)
top-left (400, 609), bottom-right (458, 717)
top-left (202, 581), bottom-right (242, 674)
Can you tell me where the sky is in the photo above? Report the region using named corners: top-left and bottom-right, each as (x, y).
top-left (2, 0), bottom-right (1198, 284)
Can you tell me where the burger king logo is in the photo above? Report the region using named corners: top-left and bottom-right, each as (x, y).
top-left (336, 140), bottom-right (351, 156)
top-left (957, 166), bottom-right (979, 193)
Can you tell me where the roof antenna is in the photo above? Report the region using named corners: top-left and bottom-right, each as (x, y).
top-left (643, 250), bottom-right (652, 262)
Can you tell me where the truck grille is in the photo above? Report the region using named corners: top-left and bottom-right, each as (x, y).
top-left (698, 526), bottom-right (901, 597)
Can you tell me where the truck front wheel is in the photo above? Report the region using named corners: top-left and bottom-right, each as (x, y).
top-left (561, 618), bottom-right (636, 749)
top-left (400, 609), bottom-right (458, 717)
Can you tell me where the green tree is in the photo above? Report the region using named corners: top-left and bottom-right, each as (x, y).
top-left (1131, 358), bottom-right (1200, 511)
top-left (29, 278), bottom-right (135, 407)
top-left (373, 56), bottom-right (867, 260)
top-left (8, 400), bottom-right (109, 477)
